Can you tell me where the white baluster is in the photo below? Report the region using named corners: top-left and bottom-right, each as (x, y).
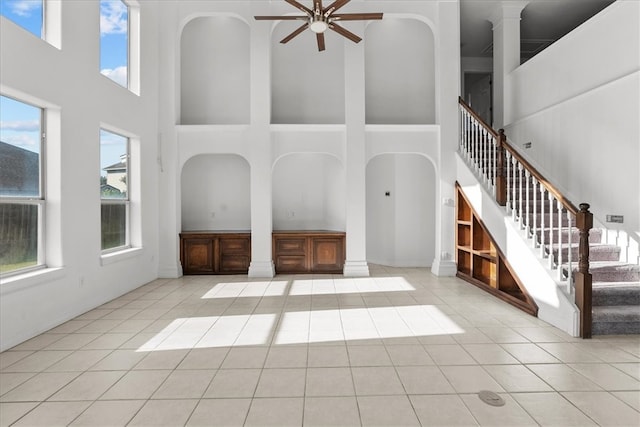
top-left (566, 211), bottom-right (573, 292)
top-left (532, 177), bottom-right (538, 246)
top-left (525, 170), bottom-right (531, 235)
top-left (539, 185), bottom-right (546, 257)
top-left (518, 163), bottom-right (524, 229)
top-left (557, 201), bottom-right (563, 279)
top-left (492, 136), bottom-right (497, 197)
top-left (548, 194), bottom-right (555, 270)
top-left (505, 152), bottom-right (512, 214)
top-left (512, 157), bottom-right (518, 222)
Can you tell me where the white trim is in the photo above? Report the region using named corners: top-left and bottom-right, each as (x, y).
top-left (100, 246), bottom-right (143, 266)
top-left (0, 267), bottom-right (65, 295)
top-left (248, 261), bottom-right (275, 278)
top-left (343, 261), bottom-right (370, 277)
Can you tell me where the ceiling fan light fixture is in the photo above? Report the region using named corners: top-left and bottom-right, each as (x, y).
top-left (309, 20), bottom-right (328, 33)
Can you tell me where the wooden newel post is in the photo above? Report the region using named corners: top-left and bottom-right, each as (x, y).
top-left (575, 203), bottom-right (593, 338)
top-left (495, 129), bottom-right (507, 206)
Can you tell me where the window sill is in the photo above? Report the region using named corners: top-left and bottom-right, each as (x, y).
top-left (0, 267), bottom-right (66, 296)
top-left (100, 247), bottom-right (143, 266)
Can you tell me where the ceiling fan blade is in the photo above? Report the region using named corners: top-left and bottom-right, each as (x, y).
top-left (254, 15), bottom-right (308, 20)
top-left (331, 13), bottom-right (383, 21)
top-left (324, 0), bottom-right (350, 15)
top-left (280, 23), bottom-right (309, 44)
top-left (329, 22), bottom-right (362, 43)
top-left (316, 33), bottom-right (326, 51)
top-left (285, 0), bottom-right (313, 16)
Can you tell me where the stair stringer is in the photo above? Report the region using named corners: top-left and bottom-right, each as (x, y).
top-left (456, 154), bottom-right (579, 336)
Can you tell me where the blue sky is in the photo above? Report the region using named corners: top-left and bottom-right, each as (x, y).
top-left (1, 0), bottom-right (128, 169)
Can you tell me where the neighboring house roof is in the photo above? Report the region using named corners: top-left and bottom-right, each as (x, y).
top-left (0, 140), bottom-right (39, 197)
top-left (103, 161), bottom-right (126, 172)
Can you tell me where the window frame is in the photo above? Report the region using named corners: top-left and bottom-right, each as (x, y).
top-left (99, 0), bottom-right (138, 92)
top-left (0, 96), bottom-right (46, 277)
top-left (100, 129), bottom-right (131, 254)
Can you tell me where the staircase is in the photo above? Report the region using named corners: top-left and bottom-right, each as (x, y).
top-left (458, 97), bottom-right (640, 337)
top-left (525, 191), bottom-right (640, 335)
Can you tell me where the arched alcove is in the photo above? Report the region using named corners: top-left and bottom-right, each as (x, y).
top-left (271, 22), bottom-right (345, 124)
top-left (181, 154), bottom-right (250, 230)
top-left (272, 153), bottom-right (345, 230)
top-left (365, 18), bottom-right (436, 124)
top-left (180, 16), bottom-right (250, 124)
top-left (366, 153), bottom-right (436, 266)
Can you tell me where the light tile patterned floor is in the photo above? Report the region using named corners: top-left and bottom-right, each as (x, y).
top-left (1, 265), bottom-right (639, 426)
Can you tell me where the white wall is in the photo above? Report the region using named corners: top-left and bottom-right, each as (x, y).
top-left (181, 154), bottom-right (251, 230)
top-left (365, 17), bottom-right (436, 124)
top-left (505, 1), bottom-right (640, 237)
top-left (180, 16), bottom-right (250, 125)
top-left (0, 1), bottom-right (160, 351)
top-left (272, 154), bottom-right (345, 231)
top-left (366, 154), bottom-right (436, 266)
top-left (271, 21), bottom-right (345, 124)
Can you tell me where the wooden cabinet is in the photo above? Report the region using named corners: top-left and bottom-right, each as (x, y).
top-left (455, 184), bottom-right (538, 316)
top-left (180, 231), bottom-right (250, 275)
top-left (273, 231), bottom-right (345, 274)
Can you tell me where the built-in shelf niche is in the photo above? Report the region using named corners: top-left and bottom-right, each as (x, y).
top-left (365, 18), bottom-right (435, 124)
top-left (272, 153), bottom-right (345, 231)
top-left (271, 22), bottom-right (345, 124)
top-left (180, 16), bottom-right (250, 125)
top-left (455, 183), bottom-right (538, 316)
top-left (181, 154), bottom-right (251, 231)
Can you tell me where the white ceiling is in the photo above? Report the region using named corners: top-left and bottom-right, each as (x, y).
top-left (460, 0), bottom-right (615, 58)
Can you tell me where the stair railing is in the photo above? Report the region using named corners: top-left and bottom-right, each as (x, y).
top-left (458, 97), bottom-right (594, 338)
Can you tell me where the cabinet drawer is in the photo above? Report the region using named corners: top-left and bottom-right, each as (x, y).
top-left (275, 238), bottom-right (307, 255)
top-left (220, 237), bottom-right (250, 254)
top-left (275, 255), bottom-right (307, 273)
top-left (220, 255), bottom-right (250, 273)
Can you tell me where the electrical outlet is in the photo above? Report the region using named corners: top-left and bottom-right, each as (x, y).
top-left (606, 215), bottom-right (624, 223)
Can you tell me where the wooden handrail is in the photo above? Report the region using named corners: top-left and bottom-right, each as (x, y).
top-left (458, 98), bottom-right (578, 214)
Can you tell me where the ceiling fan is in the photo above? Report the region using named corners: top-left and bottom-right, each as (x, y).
top-left (254, 0), bottom-right (383, 51)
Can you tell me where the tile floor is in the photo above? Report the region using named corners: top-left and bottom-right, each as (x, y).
top-left (1, 265), bottom-right (639, 426)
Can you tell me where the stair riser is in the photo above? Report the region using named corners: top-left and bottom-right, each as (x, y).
top-left (592, 322), bottom-right (640, 335)
top-left (536, 229), bottom-right (603, 244)
top-left (593, 292), bottom-right (640, 306)
top-left (591, 270), bottom-right (640, 282)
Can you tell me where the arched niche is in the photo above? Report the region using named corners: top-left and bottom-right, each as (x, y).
top-left (272, 153), bottom-right (345, 230)
top-left (271, 22), bottom-right (345, 124)
top-left (180, 16), bottom-right (250, 124)
top-left (181, 154), bottom-right (250, 231)
top-left (365, 18), bottom-right (436, 124)
top-left (366, 153), bottom-right (436, 266)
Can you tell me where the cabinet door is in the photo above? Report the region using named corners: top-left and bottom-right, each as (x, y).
top-left (311, 237), bottom-right (344, 273)
top-left (219, 237), bottom-right (251, 273)
top-left (182, 238), bottom-right (214, 274)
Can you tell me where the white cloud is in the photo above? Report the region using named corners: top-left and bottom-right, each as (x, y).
top-left (0, 133), bottom-right (39, 150)
top-left (0, 120), bottom-right (40, 132)
top-left (101, 66), bottom-right (128, 87)
top-left (8, 0), bottom-right (41, 17)
top-left (100, 0), bottom-right (128, 35)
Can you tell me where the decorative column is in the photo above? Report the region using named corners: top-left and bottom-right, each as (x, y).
top-left (431, 0), bottom-right (460, 276)
top-left (343, 22), bottom-right (369, 277)
top-left (248, 21), bottom-right (275, 278)
top-left (489, 1), bottom-right (529, 129)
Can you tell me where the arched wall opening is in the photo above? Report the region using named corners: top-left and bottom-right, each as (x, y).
top-left (181, 154), bottom-right (251, 231)
top-left (272, 153), bottom-right (346, 231)
top-left (365, 17), bottom-right (436, 124)
top-left (366, 153), bottom-right (436, 267)
top-left (270, 21), bottom-right (345, 124)
top-left (180, 16), bottom-right (250, 124)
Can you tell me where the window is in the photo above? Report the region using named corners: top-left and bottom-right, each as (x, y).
top-left (0, 0), bottom-right (43, 38)
top-left (100, 0), bottom-right (129, 88)
top-left (100, 129), bottom-right (129, 252)
top-left (0, 95), bottom-right (44, 275)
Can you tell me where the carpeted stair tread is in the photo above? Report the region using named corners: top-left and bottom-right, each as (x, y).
top-left (587, 262), bottom-right (640, 282)
top-left (551, 243), bottom-right (620, 262)
top-left (536, 227), bottom-right (602, 244)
